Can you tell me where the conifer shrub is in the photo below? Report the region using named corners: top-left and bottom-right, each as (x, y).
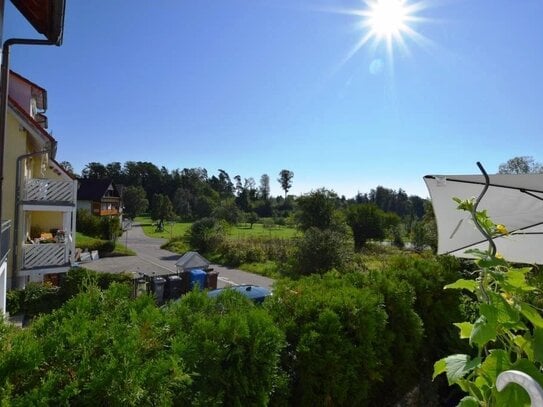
top-left (266, 274), bottom-right (388, 406)
top-left (0, 285), bottom-right (285, 405)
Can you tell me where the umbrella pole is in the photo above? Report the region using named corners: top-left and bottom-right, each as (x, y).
top-left (473, 162), bottom-right (497, 257)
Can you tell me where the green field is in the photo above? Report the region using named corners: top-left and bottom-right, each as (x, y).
top-left (75, 232), bottom-right (135, 256)
top-left (135, 217), bottom-right (298, 240)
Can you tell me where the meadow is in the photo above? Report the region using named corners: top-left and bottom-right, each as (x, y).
top-left (135, 216), bottom-right (299, 240)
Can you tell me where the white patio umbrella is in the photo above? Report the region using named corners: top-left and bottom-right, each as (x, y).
top-left (424, 172), bottom-right (543, 264)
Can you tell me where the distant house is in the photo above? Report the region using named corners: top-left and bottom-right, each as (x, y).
top-left (77, 179), bottom-right (122, 217)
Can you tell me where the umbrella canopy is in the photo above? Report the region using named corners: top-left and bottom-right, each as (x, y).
top-left (424, 173), bottom-right (543, 264)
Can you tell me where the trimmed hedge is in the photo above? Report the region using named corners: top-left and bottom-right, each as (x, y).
top-left (0, 287), bottom-right (284, 405)
top-left (1, 255), bottom-right (465, 405)
top-left (6, 268), bottom-right (132, 317)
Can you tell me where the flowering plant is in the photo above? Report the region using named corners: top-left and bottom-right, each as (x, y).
top-left (433, 197), bottom-right (543, 406)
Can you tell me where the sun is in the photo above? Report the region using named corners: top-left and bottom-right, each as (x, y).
top-left (367, 0), bottom-right (408, 38)
top-left (333, 0), bottom-right (431, 68)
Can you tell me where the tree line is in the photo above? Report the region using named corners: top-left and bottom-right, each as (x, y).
top-left (65, 160), bottom-right (430, 228)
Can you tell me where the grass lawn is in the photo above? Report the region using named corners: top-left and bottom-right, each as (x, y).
top-left (136, 217), bottom-right (192, 240)
top-left (75, 232), bottom-right (136, 256)
top-left (136, 216), bottom-right (298, 240)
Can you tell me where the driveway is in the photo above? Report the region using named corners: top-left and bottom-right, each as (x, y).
top-left (82, 223), bottom-right (275, 289)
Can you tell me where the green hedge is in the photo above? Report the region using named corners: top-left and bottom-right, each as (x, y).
top-left (6, 268), bottom-right (132, 317)
top-left (0, 286), bottom-right (284, 405)
top-left (1, 256), bottom-right (465, 405)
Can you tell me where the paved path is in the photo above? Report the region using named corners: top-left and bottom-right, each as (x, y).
top-left (82, 223), bottom-right (275, 289)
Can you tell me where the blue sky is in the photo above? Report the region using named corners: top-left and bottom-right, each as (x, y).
top-left (4, 1), bottom-right (543, 198)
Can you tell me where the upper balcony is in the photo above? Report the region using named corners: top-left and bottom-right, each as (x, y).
top-left (23, 178), bottom-right (77, 206)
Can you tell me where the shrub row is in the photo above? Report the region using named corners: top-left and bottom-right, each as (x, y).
top-left (1, 256), bottom-right (465, 405)
top-left (6, 268), bottom-right (132, 317)
top-left (0, 286), bottom-right (284, 405)
top-left (218, 237), bottom-right (292, 267)
top-left (77, 209), bottom-right (121, 240)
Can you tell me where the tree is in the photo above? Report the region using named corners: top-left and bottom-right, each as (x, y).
top-left (278, 169), bottom-right (294, 198)
top-left (81, 162), bottom-right (107, 179)
top-left (59, 161), bottom-right (76, 177)
top-left (296, 188), bottom-right (338, 231)
top-left (122, 186), bottom-right (148, 219)
top-left (150, 193), bottom-right (175, 231)
top-left (345, 204), bottom-right (386, 250)
top-left (292, 227), bottom-right (351, 275)
top-left (246, 212), bottom-right (259, 228)
top-left (212, 201), bottom-right (241, 225)
top-left (187, 217), bottom-right (226, 253)
top-left (259, 174), bottom-right (270, 200)
top-left (498, 156), bottom-right (543, 174)
top-left (105, 162), bottom-right (122, 183)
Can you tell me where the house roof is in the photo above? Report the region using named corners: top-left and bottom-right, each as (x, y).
top-left (77, 179), bottom-right (120, 200)
top-left (9, 70), bottom-right (48, 111)
top-left (8, 96), bottom-right (57, 157)
top-left (10, 0), bottom-right (65, 45)
top-left (175, 251), bottom-right (210, 269)
top-left (49, 158), bottom-right (76, 180)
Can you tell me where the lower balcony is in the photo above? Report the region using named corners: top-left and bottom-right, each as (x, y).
top-left (22, 242), bottom-right (70, 270)
top-left (1, 220), bottom-right (11, 264)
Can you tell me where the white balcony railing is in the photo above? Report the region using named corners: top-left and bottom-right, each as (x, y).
top-left (22, 243), bottom-right (70, 269)
top-left (24, 178), bottom-right (76, 203)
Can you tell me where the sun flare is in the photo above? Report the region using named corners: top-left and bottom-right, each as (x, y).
top-left (368, 0), bottom-right (408, 38)
top-left (333, 0), bottom-right (432, 69)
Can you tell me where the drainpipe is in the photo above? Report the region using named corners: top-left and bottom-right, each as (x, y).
top-left (11, 150), bottom-right (51, 288)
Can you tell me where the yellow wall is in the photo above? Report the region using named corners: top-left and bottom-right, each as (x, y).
top-left (2, 113), bottom-right (28, 223)
top-left (30, 212), bottom-right (64, 237)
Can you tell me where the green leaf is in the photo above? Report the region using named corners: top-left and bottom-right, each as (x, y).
top-left (533, 327), bottom-right (543, 363)
top-left (478, 349), bottom-right (511, 387)
top-left (504, 269), bottom-right (535, 291)
top-left (442, 354), bottom-right (481, 385)
top-left (514, 334), bottom-right (534, 361)
top-left (478, 256), bottom-right (509, 268)
top-left (458, 396), bottom-right (479, 407)
top-left (445, 279), bottom-right (478, 292)
top-left (454, 322), bottom-right (474, 339)
top-left (487, 292), bottom-right (521, 326)
top-left (520, 302), bottom-right (543, 328)
top-left (433, 358), bottom-right (447, 380)
top-left (471, 314), bottom-right (497, 347)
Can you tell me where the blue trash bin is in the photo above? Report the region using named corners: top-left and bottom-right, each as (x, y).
top-left (189, 269), bottom-right (206, 290)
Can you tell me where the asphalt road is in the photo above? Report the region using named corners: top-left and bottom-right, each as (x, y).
top-left (82, 223), bottom-right (275, 289)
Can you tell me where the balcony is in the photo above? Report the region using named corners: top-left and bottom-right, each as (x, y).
top-left (23, 178), bottom-right (76, 204)
top-left (1, 220), bottom-right (11, 264)
top-left (96, 208), bottom-right (120, 216)
top-left (22, 242), bottom-right (70, 269)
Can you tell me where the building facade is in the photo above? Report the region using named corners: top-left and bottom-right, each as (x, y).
top-left (1, 71), bottom-right (77, 290)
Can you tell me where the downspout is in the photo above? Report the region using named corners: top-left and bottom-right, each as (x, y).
top-left (12, 150), bottom-right (51, 288)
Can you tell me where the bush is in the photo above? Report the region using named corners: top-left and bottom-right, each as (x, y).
top-left (6, 268), bottom-right (133, 318)
top-left (186, 217), bottom-right (226, 253)
top-left (0, 286), bottom-right (285, 405)
top-left (5, 289), bottom-right (23, 315)
top-left (291, 227), bottom-right (352, 275)
top-left (76, 209), bottom-right (101, 237)
top-left (266, 274), bottom-right (388, 406)
top-left (6, 283), bottom-right (60, 317)
top-left (77, 209), bottom-right (121, 241)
